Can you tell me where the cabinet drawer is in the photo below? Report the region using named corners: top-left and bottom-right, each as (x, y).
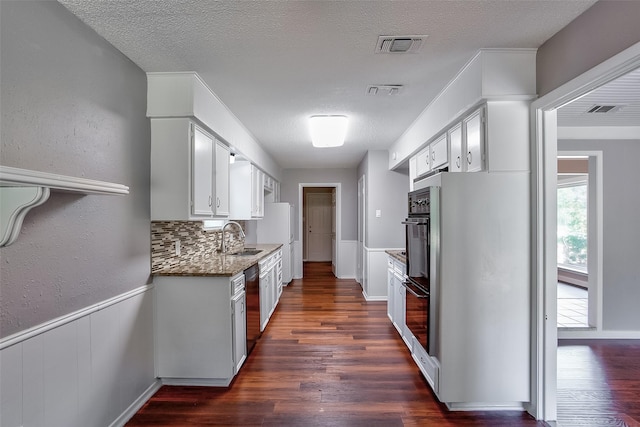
top-left (413, 339), bottom-right (439, 393)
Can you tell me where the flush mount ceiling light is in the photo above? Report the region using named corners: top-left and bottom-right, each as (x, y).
top-left (309, 115), bottom-right (348, 148)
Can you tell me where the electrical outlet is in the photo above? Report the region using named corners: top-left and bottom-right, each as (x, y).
top-left (175, 240), bottom-right (181, 256)
top-left (375, 209), bottom-right (381, 218)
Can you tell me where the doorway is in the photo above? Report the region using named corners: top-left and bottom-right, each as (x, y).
top-left (531, 43), bottom-right (640, 421)
top-left (298, 184), bottom-right (341, 279)
top-left (556, 154), bottom-right (602, 330)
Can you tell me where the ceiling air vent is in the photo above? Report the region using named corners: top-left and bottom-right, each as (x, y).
top-left (375, 35), bottom-right (427, 54)
top-left (586, 105), bottom-right (623, 113)
top-left (366, 85), bottom-right (404, 96)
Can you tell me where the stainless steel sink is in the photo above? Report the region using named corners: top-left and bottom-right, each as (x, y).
top-left (232, 248), bottom-right (261, 256)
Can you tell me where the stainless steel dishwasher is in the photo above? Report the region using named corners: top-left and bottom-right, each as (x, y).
top-left (244, 264), bottom-right (261, 355)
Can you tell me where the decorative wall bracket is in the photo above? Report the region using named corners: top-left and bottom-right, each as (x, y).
top-left (0, 166), bottom-right (129, 247)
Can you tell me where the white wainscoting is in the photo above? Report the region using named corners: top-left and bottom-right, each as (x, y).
top-left (337, 240), bottom-right (357, 279)
top-left (0, 286), bottom-right (158, 427)
top-left (363, 247), bottom-right (392, 301)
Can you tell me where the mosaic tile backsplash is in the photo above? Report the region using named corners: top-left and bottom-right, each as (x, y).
top-left (151, 221), bottom-right (246, 272)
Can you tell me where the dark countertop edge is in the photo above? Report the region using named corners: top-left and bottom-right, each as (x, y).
top-left (385, 250), bottom-right (407, 265)
top-left (152, 244), bottom-right (283, 277)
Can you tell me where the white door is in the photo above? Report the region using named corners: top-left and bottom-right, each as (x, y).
top-left (306, 193), bottom-right (332, 261)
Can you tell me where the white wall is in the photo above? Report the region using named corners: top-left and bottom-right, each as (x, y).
top-left (1, 288), bottom-right (157, 427)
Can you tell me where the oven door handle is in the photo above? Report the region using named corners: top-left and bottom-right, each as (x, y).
top-left (402, 220), bottom-right (429, 225)
top-left (400, 281), bottom-right (429, 298)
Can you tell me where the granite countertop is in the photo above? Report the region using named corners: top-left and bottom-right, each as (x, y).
top-left (152, 244), bottom-right (283, 277)
top-left (385, 249), bottom-right (407, 265)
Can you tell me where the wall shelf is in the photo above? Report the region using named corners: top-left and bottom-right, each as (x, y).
top-left (0, 166), bottom-right (129, 247)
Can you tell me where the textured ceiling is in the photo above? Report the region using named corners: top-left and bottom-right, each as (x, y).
top-left (58, 0), bottom-right (598, 169)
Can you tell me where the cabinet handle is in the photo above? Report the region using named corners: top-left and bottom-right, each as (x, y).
top-left (431, 152), bottom-right (435, 161)
top-left (456, 156), bottom-right (461, 169)
top-left (208, 196), bottom-right (212, 207)
top-left (467, 151), bottom-right (472, 165)
top-left (216, 197), bottom-right (220, 208)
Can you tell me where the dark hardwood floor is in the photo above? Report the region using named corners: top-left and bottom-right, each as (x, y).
top-left (127, 262), bottom-right (640, 426)
top-left (557, 340), bottom-right (640, 426)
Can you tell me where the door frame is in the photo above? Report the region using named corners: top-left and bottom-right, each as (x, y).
top-left (297, 183), bottom-right (341, 278)
top-left (556, 150), bottom-right (603, 334)
top-left (305, 191), bottom-right (333, 262)
top-left (530, 41), bottom-right (640, 421)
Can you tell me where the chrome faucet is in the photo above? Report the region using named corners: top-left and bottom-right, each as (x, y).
top-left (220, 221), bottom-right (245, 253)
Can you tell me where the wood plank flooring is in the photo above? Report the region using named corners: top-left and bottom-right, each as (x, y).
top-left (557, 340), bottom-right (640, 426)
top-left (127, 263), bottom-right (639, 426)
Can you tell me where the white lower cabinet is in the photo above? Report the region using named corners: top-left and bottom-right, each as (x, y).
top-left (154, 272), bottom-right (246, 386)
top-left (259, 248), bottom-right (283, 331)
top-left (387, 256), bottom-right (409, 349)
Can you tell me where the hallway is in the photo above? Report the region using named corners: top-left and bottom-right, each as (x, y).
top-left (128, 263), bottom-right (640, 426)
top-left (128, 262), bottom-right (543, 426)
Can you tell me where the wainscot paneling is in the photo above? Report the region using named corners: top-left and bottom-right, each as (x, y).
top-left (363, 247), bottom-right (392, 300)
top-left (0, 286), bottom-right (158, 427)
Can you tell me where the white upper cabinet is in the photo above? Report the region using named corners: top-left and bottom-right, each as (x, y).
top-left (215, 141), bottom-right (230, 216)
top-left (463, 108), bottom-right (485, 173)
top-left (430, 134), bottom-right (448, 170)
top-left (192, 125), bottom-right (215, 216)
top-left (230, 161), bottom-right (264, 219)
top-left (415, 146), bottom-right (431, 178)
top-left (151, 119), bottom-right (229, 220)
top-left (448, 123), bottom-right (463, 172)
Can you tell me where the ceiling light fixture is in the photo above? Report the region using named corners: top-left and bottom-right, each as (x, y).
top-left (309, 115), bottom-right (348, 148)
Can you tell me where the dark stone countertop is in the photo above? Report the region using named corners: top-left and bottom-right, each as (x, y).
top-left (385, 250), bottom-right (406, 265)
top-left (152, 244), bottom-right (283, 277)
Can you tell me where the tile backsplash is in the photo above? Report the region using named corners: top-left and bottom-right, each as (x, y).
top-left (151, 221), bottom-right (246, 272)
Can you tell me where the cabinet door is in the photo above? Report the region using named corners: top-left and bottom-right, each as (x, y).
top-left (394, 274), bottom-right (406, 337)
top-left (251, 166), bottom-right (264, 218)
top-left (448, 123), bottom-right (463, 172)
top-left (415, 147), bottom-right (431, 177)
top-left (463, 109), bottom-right (484, 172)
top-left (259, 273), bottom-right (269, 331)
top-left (232, 290), bottom-right (247, 374)
top-left (191, 124), bottom-right (214, 216)
top-left (409, 156), bottom-right (417, 191)
top-left (430, 134), bottom-right (448, 170)
top-left (387, 264), bottom-right (395, 322)
top-left (215, 141), bottom-right (230, 216)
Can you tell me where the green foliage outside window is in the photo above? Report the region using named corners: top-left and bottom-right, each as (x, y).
top-left (557, 183), bottom-right (588, 270)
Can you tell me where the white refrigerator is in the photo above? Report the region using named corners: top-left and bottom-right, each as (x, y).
top-left (257, 202), bottom-right (294, 284)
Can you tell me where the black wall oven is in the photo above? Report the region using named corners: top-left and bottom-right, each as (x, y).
top-left (402, 186), bottom-right (436, 354)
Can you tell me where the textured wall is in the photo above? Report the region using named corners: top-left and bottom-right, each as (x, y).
top-left (280, 168), bottom-right (357, 241)
top-left (537, 1), bottom-right (640, 97)
top-left (558, 139), bottom-right (640, 331)
top-left (360, 150), bottom-right (408, 249)
top-left (0, 1), bottom-right (150, 338)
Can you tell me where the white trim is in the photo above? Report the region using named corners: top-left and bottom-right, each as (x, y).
top-left (297, 183), bottom-right (342, 278)
top-left (559, 329), bottom-right (640, 340)
top-left (110, 380), bottom-right (162, 427)
top-left (0, 165), bottom-right (130, 195)
top-left (558, 126), bottom-right (640, 140)
top-left (531, 40), bottom-right (640, 422)
top-left (558, 150), bottom-right (603, 331)
top-left (0, 284), bottom-right (153, 350)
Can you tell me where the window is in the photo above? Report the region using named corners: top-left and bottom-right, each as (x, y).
top-left (557, 176), bottom-right (588, 272)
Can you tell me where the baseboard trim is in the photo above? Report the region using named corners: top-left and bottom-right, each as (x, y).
top-left (362, 291), bottom-right (387, 302)
top-left (110, 379), bottom-right (162, 427)
top-left (559, 329), bottom-right (640, 339)
top-left (0, 284), bottom-right (154, 350)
